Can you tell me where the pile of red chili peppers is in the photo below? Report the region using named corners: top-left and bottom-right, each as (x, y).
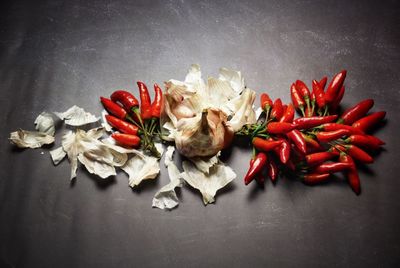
top-left (100, 81), bottom-right (163, 157)
top-left (240, 70), bottom-right (386, 194)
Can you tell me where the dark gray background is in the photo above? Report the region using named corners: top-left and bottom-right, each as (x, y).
top-left (1, 0), bottom-right (399, 267)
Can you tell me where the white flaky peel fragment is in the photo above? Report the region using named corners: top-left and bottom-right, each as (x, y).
top-left (162, 64), bottom-right (256, 158)
top-left (50, 146), bottom-right (67, 165)
top-left (189, 152), bottom-right (220, 174)
top-left (55, 105), bottom-right (99, 126)
top-left (121, 153), bottom-right (160, 188)
top-left (181, 159), bottom-right (236, 205)
top-left (101, 110), bottom-right (113, 132)
top-left (152, 146), bottom-right (184, 210)
top-left (34, 112), bottom-right (55, 136)
top-left (9, 130), bottom-right (54, 148)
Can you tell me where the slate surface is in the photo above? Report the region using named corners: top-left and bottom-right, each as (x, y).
top-left (1, 0), bottom-right (399, 267)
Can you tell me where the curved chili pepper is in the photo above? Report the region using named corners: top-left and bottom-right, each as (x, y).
top-left (274, 138), bottom-right (290, 164)
top-left (305, 152), bottom-right (337, 166)
top-left (151, 83), bottom-right (163, 118)
top-left (329, 85), bottom-right (345, 113)
top-left (111, 133), bottom-right (141, 147)
top-left (290, 83), bottom-right (305, 114)
top-left (249, 158), bottom-right (265, 185)
top-left (338, 99), bottom-right (374, 125)
top-left (296, 80), bottom-right (311, 103)
top-left (286, 129), bottom-right (307, 154)
top-left (280, 103), bottom-right (295, 123)
top-left (312, 79), bottom-right (326, 108)
top-left (345, 145), bottom-right (373, 164)
top-left (301, 133), bottom-right (324, 152)
top-left (100, 97), bottom-right (127, 120)
top-left (339, 154), bottom-right (360, 195)
top-left (110, 90), bottom-right (139, 112)
top-left (294, 115), bottom-right (338, 129)
top-left (345, 135), bottom-right (382, 149)
top-left (303, 173), bottom-right (330, 184)
top-left (325, 70), bottom-right (346, 104)
top-left (270, 98), bottom-right (283, 121)
top-left (319, 76), bottom-right (328, 89)
top-left (316, 129), bottom-right (351, 143)
top-left (268, 158), bottom-right (278, 182)
top-left (252, 137), bottom-right (283, 152)
top-left (105, 115), bottom-right (139, 135)
top-left (137, 81), bottom-right (152, 120)
top-left (260, 93), bottom-right (273, 116)
top-left (244, 152), bottom-right (267, 185)
top-left (365, 135), bottom-right (385, 146)
top-left (267, 122), bottom-right (296, 134)
top-left (352, 111), bottom-right (386, 132)
top-left (320, 123), bottom-right (364, 135)
top-left (313, 162), bottom-right (352, 173)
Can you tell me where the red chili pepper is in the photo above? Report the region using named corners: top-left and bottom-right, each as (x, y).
top-left (268, 158), bottom-right (278, 182)
top-left (270, 98), bottom-right (283, 120)
top-left (329, 85), bottom-right (345, 113)
top-left (352, 111), bottom-right (386, 132)
top-left (286, 129), bottom-right (307, 154)
top-left (151, 83), bottom-right (163, 118)
top-left (296, 80), bottom-right (311, 101)
top-left (303, 173), bottom-right (330, 184)
top-left (316, 129), bottom-right (351, 143)
top-left (325, 70), bottom-right (347, 104)
top-left (345, 145), bottom-right (373, 164)
top-left (252, 137), bottom-right (283, 152)
top-left (244, 152), bottom-right (268, 185)
top-left (111, 133), bottom-right (141, 147)
top-left (274, 138), bottom-right (290, 164)
top-left (305, 152), bottom-right (337, 166)
top-left (137, 81), bottom-right (152, 120)
top-left (100, 97), bottom-right (127, 120)
top-left (105, 115), bottom-right (139, 135)
top-left (280, 103), bottom-right (295, 123)
top-left (301, 133), bottom-right (324, 152)
top-left (249, 158), bottom-right (265, 185)
top-left (260, 93), bottom-right (273, 113)
top-left (267, 122), bottom-right (296, 134)
top-left (294, 115), bottom-right (338, 129)
top-left (313, 162), bottom-right (352, 173)
top-left (338, 99), bottom-right (374, 125)
top-left (320, 123), bottom-right (364, 135)
top-left (339, 154), bottom-right (360, 195)
top-left (365, 135), bottom-right (385, 146)
top-left (311, 79), bottom-right (326, 108)
top-left (110, 90), bottom-right (139, 112)
top-left (290, 83), bottom-right (305, 114)
top-left (319, 76), bottom-right (328, 89)
top-left (345, 135), bottom-right (382, 149)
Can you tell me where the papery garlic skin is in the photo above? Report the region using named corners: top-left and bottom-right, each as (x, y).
top-left (162, 64), bottom-right (256, 158)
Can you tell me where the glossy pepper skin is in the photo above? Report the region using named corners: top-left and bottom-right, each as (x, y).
top-left (313, 162), bottom-right (352, 174)
top-left (267, 122), bottom-right (296, 134)
top-left (151, 83), bottom-right (163, 118)
top-left (319, 77), bottom-right (328, 89)
top-left (345, 135), bottom-right (382, 149)
top-left (252, 137), bottom-right (283, 152)
top-left (339, 154), bottom-right (361, 195)
top-left (286, 129), bottom-right (307, 154)
top-left (110, 90), bottom-right (139, 111)
top-left (329, 85), bottom-right (345, 113)
top-left (312, 79), bottom-right (326, 108)
top-left (270, 98), bottom-right (283, 120)
top-left (260, 93), bottom-right (273, 112)
top-left (305, 152), bottom-right (337, 166)
top-left (338, 99), bottom-right (374, 125)
top-left (345, 145), bottom-right (374, 164)
top-left (111, 133), bottom-right (141, 147)
top-left (320, 123), bottom-right (364, 135)
top-left (296, 80), bottom-right (311, 105)
top-left (316, 129), bottom-right (351, 143)
top-left (303, 173), bottom-right (330, 184)
top-left (274, 138), bottom-right (290, 164)
top-left (268, 158), bottom-right (278, 182)
top-left (100, 97), bottom-right (127, 120)
top-left (137, 81), bottom-right (152, 120)
top-left (352, 111), bottom-right (386, 132)
top-left (105, 115), bottom-right (139, 135)
top-left (244, 152), bottom-right (268, 185)
top-left (294, 115), bottom-right (338, 129)
top-left (279, 103), bottom-right (295, 123)
top-left (325, 70), bottom-right (347, 104)
top-left (290, 83), bottom-right (305, 113)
